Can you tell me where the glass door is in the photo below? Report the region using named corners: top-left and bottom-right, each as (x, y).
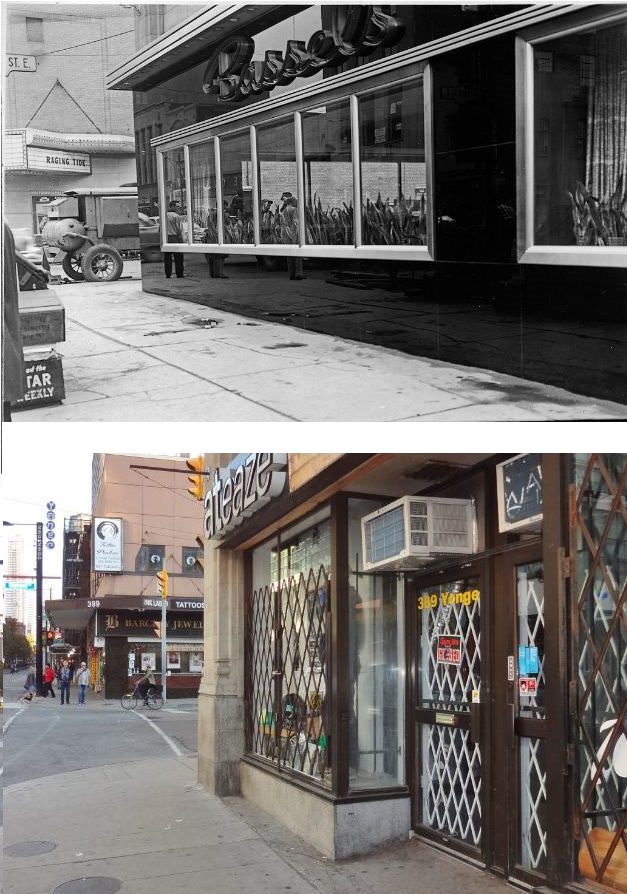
top-left (493, 546), bottom-right (548, 886)
top-left (413, 567), bottom-right (483, 853)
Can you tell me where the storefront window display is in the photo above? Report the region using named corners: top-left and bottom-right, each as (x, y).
top-left (359, 78), bottom-right (427, 247)
top-left (247, 509), bottom-right (331, 785)
top-left (220, 131), bottom-right (254, 244)
top-left (573, 454), bottom-right (627, 891)
top-left (128, 645), bottom-right (203, 675)
top-left (257, 117), bottom-right (298, 245)
top-left (302, 101), bottom-right (353, 246)
top-left (348, 498), bottom-right (405, 790)
top-left (162, 147), bottom-right (186, 243)
top-left (189, 141), bottom-right (217, 244)
top-left (534, 22), bottom-right (627, 248)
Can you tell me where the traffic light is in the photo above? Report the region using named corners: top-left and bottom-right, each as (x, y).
top-left (186, 456), bottom-right (204, 501)
top-left (156, 570), bottom-right (169, 598)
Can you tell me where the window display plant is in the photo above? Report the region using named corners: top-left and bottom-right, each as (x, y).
top-left (568, 177), bottom-right (626, 246)
top-left (362, 193), bottom-right (427, 245)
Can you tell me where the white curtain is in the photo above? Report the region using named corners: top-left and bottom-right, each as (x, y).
top-left (586, 27), bottom-right (627, 201)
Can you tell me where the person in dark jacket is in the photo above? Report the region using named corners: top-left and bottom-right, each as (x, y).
top-left (3, 223), bottom-right (26, 420)
top-left (58, 659), bottom-right (73, 705)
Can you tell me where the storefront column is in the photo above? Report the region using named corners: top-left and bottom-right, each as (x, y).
top-left (197, 454), bottom-right (246, 796)
top-left (541, 454), bottom-right (572, 887)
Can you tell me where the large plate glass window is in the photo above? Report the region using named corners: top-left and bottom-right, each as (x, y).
top-left (246, 508), bottom-right (331, 787)
top-left (257, 116), bottom-right (298, 246)
top-left (189, 141), bottom-right (218, 244)
top-left (162, 147), bottom-right (187, 244)
top-left (534, 22), bottom-right (627, 248)
top-left (359, 78), bottom-right (427, 247)
top-left (302, 100), bottom-right (354, 246)
top-left (220, 131), bottom-right (254, 244)
top-left (348, 498), bottom-right (405, 790)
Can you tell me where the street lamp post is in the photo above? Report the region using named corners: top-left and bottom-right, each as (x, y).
top-left (35, 521), bottom-right (43, 695)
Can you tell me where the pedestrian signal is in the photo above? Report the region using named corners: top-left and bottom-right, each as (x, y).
top-left (186, 456), bottom-right (204, 501)
top-left (156, 570), bottom-right (169, 598)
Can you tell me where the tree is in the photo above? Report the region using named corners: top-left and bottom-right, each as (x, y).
top-left (3, 618), bottom-right (33, 664)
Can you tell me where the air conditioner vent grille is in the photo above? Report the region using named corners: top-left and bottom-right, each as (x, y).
top-left (362, 496), bottom-right (475, 571)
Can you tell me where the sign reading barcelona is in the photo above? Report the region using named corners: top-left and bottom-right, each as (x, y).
top-left (203, 6), bottom-right (405, 103)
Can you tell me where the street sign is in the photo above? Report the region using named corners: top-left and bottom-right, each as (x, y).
top-left (6, 54), bottom-right (37, 74)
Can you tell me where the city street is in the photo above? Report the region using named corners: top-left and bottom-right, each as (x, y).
top-left (3, 669), bottom-right (516, 894)
top-left (12, 257), bottom-right (627, 422)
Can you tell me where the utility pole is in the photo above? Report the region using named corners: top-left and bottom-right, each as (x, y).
top-left (156, 568), bottom-right (169, 705)
top-left (35, 521), bottom-right (43, 695)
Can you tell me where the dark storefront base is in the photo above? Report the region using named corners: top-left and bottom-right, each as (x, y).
top-left (142, 257), bottom-right (626, 404)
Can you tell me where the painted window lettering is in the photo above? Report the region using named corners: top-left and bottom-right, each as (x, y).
top-left (202, 6), bottom-right (404, 102)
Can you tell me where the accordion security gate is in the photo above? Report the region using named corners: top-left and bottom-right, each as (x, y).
top-left (246, 565), bottom-right (330, 785)
top-left (573, 454), bottom-right (627, 892)
top-left (418, 576), bottom-right (483, 847)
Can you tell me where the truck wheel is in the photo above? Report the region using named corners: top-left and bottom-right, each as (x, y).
top-left (83, 244), bottom-right (124, 282)
top-left (62, 253), bottom-right (85, 281)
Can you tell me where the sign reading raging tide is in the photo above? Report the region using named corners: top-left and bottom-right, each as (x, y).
top-left (204, 453), bottom-right (287, 539)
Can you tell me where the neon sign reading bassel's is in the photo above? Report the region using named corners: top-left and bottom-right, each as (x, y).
top-left (203, 6), bottom-right (405, 103)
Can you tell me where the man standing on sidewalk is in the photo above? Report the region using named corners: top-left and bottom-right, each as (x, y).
top-left (59, 659), bottom-right (72, 705)
top-left (76, 661), bottom-right (91, 706)
top-left (164, 201), bottom-right (184, 279)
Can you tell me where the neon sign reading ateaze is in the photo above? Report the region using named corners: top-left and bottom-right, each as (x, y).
top-left (203, 6), bottom-right (405, 103)
top-left (204, 453), bottom-right (287, 539)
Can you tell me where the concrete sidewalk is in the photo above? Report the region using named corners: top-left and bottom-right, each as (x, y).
top-left (12, 270), bottom-right (627, 421)
top-left (4, 754), bottom-right (515, 894)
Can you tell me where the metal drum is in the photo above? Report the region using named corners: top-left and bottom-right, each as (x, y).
top-left (41, 219), bottom-right (87, 252)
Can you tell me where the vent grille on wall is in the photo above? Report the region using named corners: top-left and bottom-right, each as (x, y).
top-left (362, 496), bottom-right (476, 571)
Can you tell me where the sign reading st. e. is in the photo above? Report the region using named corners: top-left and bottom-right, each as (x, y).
top-left (6, 55), bottom-right (37, 73)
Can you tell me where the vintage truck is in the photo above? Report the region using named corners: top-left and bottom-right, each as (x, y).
top-left (41, 188), bottom-right (140, 282)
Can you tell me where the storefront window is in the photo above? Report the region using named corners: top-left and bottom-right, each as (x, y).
top-left (128, 645), bottom-right (203, 674)
top-left (220, 131), bottom-right (254, 244)
top-left (302, 101), bottom-right (353, 246)
top-left (257, 117), bottom-right (298, 245)
top-left (189, 141), bottom-right (217, 244)
top-left (534, 22), bottom-right (627, 247)
top-left (359, 78), bottom-right (427, 247)
top-left (348, 498), bottom-right (405, 790)
top-left (247, 509), bottom-right (331, 785)
top-left (162, 147), bottom-right (187, 244)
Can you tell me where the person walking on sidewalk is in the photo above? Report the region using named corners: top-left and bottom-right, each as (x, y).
top-left (58, 659), bottom-right (72, 705)
top-left (43, 662), bottom-right (56, 697)
top-left (76, 661), bottom-right (91, 705)
top-left (164, 201), bottom-right (185, 279)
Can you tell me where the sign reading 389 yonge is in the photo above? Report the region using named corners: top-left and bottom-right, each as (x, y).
top-left (203, 6), bottom-right (405, 103)
top-left (204, 453), bottom-right (287, 539)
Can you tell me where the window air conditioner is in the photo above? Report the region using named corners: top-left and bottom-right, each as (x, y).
top-left (361, 496), bottom-right (476, 571)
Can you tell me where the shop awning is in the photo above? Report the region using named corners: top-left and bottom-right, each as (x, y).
top-left (106, 4), bottom-right (308, 92)
top-left (45, 594), bottom-right (204, 630)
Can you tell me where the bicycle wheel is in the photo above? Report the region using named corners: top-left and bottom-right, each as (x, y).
top-left (147, 693), bottom-right (163, 710)
top-left (121, 693), bottom-right (137, 710)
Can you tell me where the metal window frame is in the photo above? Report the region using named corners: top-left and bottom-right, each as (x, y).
top-left (515, 6), bottom-right (627, 268)
top-left (154, 63), bottom-right (434, 261)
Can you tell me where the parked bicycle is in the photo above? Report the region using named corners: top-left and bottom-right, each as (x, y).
top-left (121, 683), bottom-right (163, 711)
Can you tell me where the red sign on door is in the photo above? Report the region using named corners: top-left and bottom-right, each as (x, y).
top-left (436, 635), bottom-right (462, 665)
